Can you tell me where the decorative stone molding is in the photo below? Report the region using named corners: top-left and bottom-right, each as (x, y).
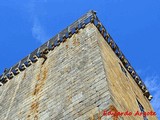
top-left (0, 10), bottom-right (152, 101)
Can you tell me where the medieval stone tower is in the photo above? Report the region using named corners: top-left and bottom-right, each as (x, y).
top-left (0, 11), bottom-right (157, 120)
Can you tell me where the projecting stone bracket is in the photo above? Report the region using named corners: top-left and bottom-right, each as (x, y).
top-left (0, 76), bottom-right (9, 85)
top-left (30, 55), bottom-right (38, 63)
top-left (12, 68), bottom-right (20, 75)
top-left (24, 60), bottom-right (32, 67)
top-left (93, 17), bottom-right (152, 101)
top-left (19, 63), bottom-right (26, 71)
top-left (0, 10), bottom-right (152, 101)
top-left (0, 82), bottom-right (3, 86)
top-left (7, 72), bottom-right (14, 79)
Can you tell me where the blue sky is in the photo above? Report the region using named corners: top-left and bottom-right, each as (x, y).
top-left (0, 0), bottom-right (160, 119)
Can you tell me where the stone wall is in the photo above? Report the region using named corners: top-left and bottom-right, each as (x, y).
top-left (97, 26), bottom-right (157, 120)
top-left (0, 23), bottom-right (157, 120)
top-left (0, 24), bottom-right (112, 120)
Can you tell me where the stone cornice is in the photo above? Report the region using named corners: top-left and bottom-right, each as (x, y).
top-left (0, 10), bottom-right (152, 101)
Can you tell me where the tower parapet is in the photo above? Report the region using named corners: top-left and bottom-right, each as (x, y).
top-left (0, 10), bottom-right (157, 120)
top-left (0, 11), bottom-right (152, 101)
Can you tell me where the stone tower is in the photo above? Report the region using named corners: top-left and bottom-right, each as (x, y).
top-left (0, 11), bottom-right (157, 120)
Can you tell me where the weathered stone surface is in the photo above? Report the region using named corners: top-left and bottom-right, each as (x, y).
top-left (97, 28), bottom-right (157, 120)
top-left (0, 24), bottom-right (111, 120)
top-left (0, 23), bottom-right (157, 120)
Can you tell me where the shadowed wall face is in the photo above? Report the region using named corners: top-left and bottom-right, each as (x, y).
top-left (0, 24), bottom-right (111, 120)
top-left (97, 29), bottom-right (157, 120)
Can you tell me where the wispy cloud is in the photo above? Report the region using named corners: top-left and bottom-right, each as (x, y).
top-left (144, 74), bottom-right (160, 119)
top-left (28, 0), bottom-right (49, 43)
top-left (32, 18), bottom-right (48, 43)
top-left (137, 69), bottom-right (160, 119)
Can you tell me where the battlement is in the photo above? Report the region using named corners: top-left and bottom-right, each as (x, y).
top-left (0, 10), bottom-right (152, 101)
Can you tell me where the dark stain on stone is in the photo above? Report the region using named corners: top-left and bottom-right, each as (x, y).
top-left (33, 67), bottom-right (47, 96)
top-left (66, 45), bottom-right (69, 49)
top-left (27, 65), bottom-right (48, 119)
top-left (73, 37), bottom-right (80, 46)
top-left (34, 115), bottom-right (39, 120)
top-left (31, 102), bottom-right (39, 112)
top-left (22, 71), bottom-right (26, 80)
top-left (109, 105), bottom-right (119, 120)
top-left (89, 112), bottom-right (102, 120)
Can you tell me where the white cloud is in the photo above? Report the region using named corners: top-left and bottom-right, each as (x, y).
top-left (143, 74), bottom-right (160, 119)
top-left (28, 0), bottom-right (49, 43)
top-left (32, 18), bottom-right (48, 43)
top-left (136, 68), bottom-right (160, 119)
